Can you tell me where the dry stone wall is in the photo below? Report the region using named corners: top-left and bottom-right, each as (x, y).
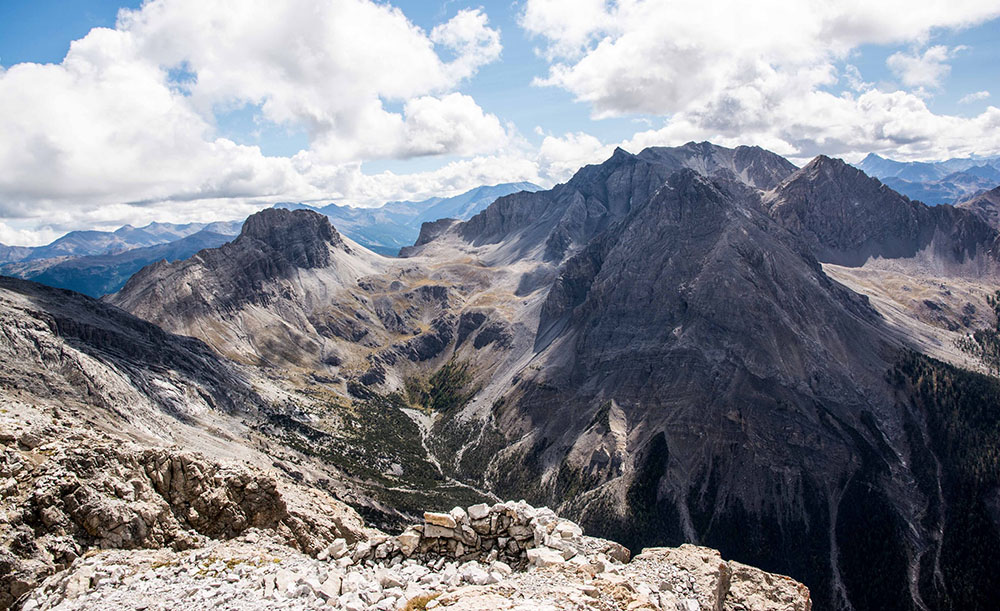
top-left (352, 500), bottom-right (630, 569)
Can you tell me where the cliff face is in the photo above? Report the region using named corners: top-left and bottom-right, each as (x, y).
top-left (957, 185), bottom-right (1000, 229)
top-left (113, 208), bottom-right (346, 321)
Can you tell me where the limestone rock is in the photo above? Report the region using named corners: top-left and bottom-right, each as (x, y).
top-left (725, 561), bottom-right (811, 611)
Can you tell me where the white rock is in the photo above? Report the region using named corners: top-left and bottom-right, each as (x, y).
top-left (376, 567), bottom-right (405, 589)
top-left (467, 503), bottom-right (490, 521)
top-left (460, 562), bottom-right (494, 585)
top-left (336, 556), bottom-right (354, 569)
top-left (449, 506), bottom-right (469, 526)
top-left (328, 538), bottom-right (348, 559)
top-left (397, 528), bottom-right (421, 557)
top-left (423, 524), bottom-right (456, 539)
top-left (527, 547), bottom-right (566, 567)
top-left (339, 592), bottom-right (365, 611)
top-left (491, 561), bottom-right (512, 575)
top-left (424, 512), bottom-right (457, 528)
top-left (275, 569), bottom-right (296, 593)
top-left (341, 572), bottom-right (368, 594)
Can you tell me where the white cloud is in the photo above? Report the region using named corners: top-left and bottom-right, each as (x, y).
top-left (0, 27), bottom-right (304, 210)
top-left (521, 0), bottom-right (1000, 160)
top-left (519, 0), bottom-right (611, 58)
top-left (959, 90), bottom-right (991, 103)
top-left (0, 0), bottom-right (512, 244)
top-left (887, 45), bottom-right (964, 88)
top-left (430, 8), bottom-right (503, 81)
top-left (537, 132), bottom-right (616, 180)
top-left (4, 0), bottom-right (1000, 246)
top-left (120, 0), bottom-right (504, 162)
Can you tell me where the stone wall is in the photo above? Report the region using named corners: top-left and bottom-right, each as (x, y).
top-left (352, 500), bottom-right (630, 569)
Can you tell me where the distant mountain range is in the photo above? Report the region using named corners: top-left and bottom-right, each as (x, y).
top-left (855, 152), bottom-right (1000, 205)
top-left (0, 230), bottom-right (236, 298)
top-left (275, 182), bottom-right (542, 255)
top-left (0, 184), bottom-right (541, 296)
top-left (0, 221), bottom-right (242, 297)
top-left (0, 220), bottom-right (243, 263)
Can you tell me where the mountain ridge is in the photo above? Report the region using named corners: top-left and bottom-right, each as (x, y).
top-left (276, 182), bottom-right (542, 255)
top-left (855, 152), bottom-right (1000, 205)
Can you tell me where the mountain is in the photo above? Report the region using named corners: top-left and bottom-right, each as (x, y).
top-left (855, 152), bottom-right (1000, 204)
top-left (0, 243), bottom-right (31, 262)
top-left (407, 144), bottom-right (1000, 610)
top-left (957, 185), bottom-right (1000, 229)
top-left (0, 275), bottom-right (263, 422)
top-left (436, 142), bottom-right (797, 262)
top-left (110, 209), bottom-right (388, 370)
top-left (0, 229), bottom-right (234, 297)
top-left (766, 155), bottom-right (1000, 271)
top-left (275, 182), bottom-right (542, 255)
top-left (106, 142), bottom-right (1000, 611)
top-left (0, 220), bottom-right (242, 264)
top-left (882, 171), bottom-right (1000, 205)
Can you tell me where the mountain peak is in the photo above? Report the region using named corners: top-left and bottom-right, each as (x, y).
top-left (802, 154), bottom-right (871, 182)
top-left (610, 146), bottom-right (634, 162)
top-left (239, 208), bottom-right (345, 268)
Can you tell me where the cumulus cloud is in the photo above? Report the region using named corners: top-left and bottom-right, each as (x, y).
top-left (430, 8), bottom-right (503, 81)
top-left (4, 0), bottom-right (1000, 246)
top-left (959, 90), bottom-right (991, 103)
top-left (887, 45), bottom-right (964, 88)
top-left (537, 132), bottom-right (616, 179)
top-left (0, 0), bottom-right (512, 244)
top-left (521, 0), bottom-right (1000, 160)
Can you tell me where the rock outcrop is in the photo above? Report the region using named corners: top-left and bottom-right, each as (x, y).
top-left (0, 416), bottom-right (368, 609)
top-left (361, 501), bottom-right (630, 569)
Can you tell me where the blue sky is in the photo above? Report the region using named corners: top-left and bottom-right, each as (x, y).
top-left (1, 1), bottom-right (1000, 244)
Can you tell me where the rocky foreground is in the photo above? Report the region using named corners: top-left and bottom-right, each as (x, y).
top-left (2, 407), bottom-right (809, 611)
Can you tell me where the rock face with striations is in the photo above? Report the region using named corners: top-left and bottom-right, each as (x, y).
top-left (401, 147), bottom-right (1000, 611)
top-left (452, 168), bottom-right (892, 608)
top-left (0, 276), bottom-right (261, 418)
